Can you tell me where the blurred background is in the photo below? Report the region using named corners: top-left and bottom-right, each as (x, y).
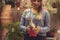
top-left (0, 0), bottom-right (60, 40)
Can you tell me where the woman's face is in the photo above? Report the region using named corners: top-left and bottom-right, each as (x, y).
top-left (31, 0), bottom-right (42, 8)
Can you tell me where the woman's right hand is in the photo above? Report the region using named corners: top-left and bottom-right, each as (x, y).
top-left (26, 26), bottom-right (35, 33)
top-left (26, 26), bottom-right (30, 33)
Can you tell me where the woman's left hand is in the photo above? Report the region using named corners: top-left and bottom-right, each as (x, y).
top-left (34, 26), bottom-right (40, 34)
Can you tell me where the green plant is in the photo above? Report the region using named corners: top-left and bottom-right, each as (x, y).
top-left (4, 22), bottom-right (24, 40)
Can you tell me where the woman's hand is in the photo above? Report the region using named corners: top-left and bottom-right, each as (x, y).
top-left (26, 26), bottom-right (35, 33)
top-left (26, 26), bottom-right (30, 33)
top-left (26, 26), bottom-right (40, 35)
top-left (34, 26), bottom-right (40, 34)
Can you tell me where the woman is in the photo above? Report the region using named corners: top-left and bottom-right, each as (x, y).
top-left (20, 0), bottom-right (50, 40)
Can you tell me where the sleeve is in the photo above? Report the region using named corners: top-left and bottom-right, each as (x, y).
top-left (40, 10), bottom-right (50, 33)
top-left (20, 9), bottom-right (31, 32)
top-left (19, 11), bottom-right (27, 32)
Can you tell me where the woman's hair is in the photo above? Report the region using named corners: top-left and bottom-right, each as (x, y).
top-left (31, 0), bottom-right (42, 12)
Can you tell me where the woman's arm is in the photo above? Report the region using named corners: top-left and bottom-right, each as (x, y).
top-left (20, 15), bottom-right (27, 32)
top-left (40, 10), bottom-right (50, 33)
top-left (32, 10), bottom-right (50, 34)
top-left (20, 9), bottom-right (31, 32)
